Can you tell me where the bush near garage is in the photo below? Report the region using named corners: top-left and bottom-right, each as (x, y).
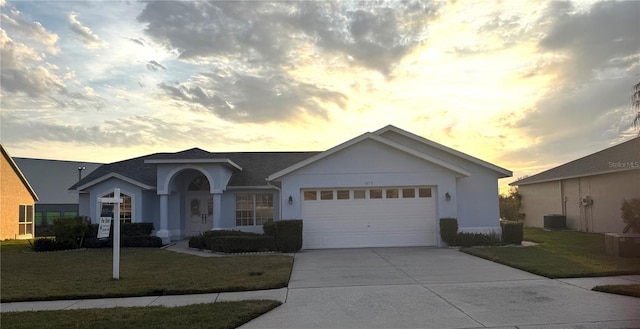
top-left (263, 220), bottom-right (303, 253)
top-left (202, 230), bottom-right (262, 251)
top-left (439, 217), bottom-right (458, 245)
top-left (501, 221), bottom-right (524, 245)
top-left (455, 232), bottom-right (501, 247)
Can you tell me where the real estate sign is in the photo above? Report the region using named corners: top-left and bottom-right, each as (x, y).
top-left (98, 204), bottom-right (113, 239)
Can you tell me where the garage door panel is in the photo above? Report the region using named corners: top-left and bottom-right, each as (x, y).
top-left (302, 187), bottom-right (438, 249)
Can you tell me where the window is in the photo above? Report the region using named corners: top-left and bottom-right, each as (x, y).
top-left (236, 193), bottom-right (274, 226)
top-left (370, 189), bottom-right (383, 199)
top-left (188, 173), bottom-right (210, 191)
top-left (402, 188), bottom-right (415, 198)
top-left (255, 194), bottom-right (274, 225)
top-left (63, 211), bottom-right (78, 218)
top-left (419, 188), bottom-right (432, 198)
top-left (320, 191), bottom-right (334, 200)
top-left (46, 211), bottom-right (61, 225)
top-left (101, 192), bottom-right (133, 223)
top-left (337, 190), bottom-right (350, 200)
top-left (235, 194), bottom-right (253, 226)
top-left (304, 191), bottom-right (317, 201)
top-left (353, 190), bottom-right (366, 199)
top-left (18, 205), bottom-right (34, 237)
top-left (35, 212), bottom-right (43, 225)
top-left (386, 189), bottom-right (399, 199)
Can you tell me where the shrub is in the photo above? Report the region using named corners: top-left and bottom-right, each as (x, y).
top-left (209, 236), bottom-right (276, 253)
top-left (501, 221), bottom-right (524, 245)
top-left (32, 238), bottom-right (57, 252)
top-left (439, 217), bottom-right (458, 245)
top-left (121, 223), bottom-right (154, 236)
top-left (53, 216), bottom-right (91, 249)
top-left (263, 221), bottom-right (276, 238)
top-left (264, 220), bottom-right (302, 253)
top-left (621, 198), bottom-right (640, 233)
top-left (455, 232), bottom-right (501, 247)
top-left (203, 230), bottom-right (261, 250)
top-left (83, 237), bottom-right (107, 249)
top-left (189, 234), bottom-right (205, 250)
top-left (121, 235), bottom-right (163, 248)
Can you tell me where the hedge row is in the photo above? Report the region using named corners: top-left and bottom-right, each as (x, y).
top-left (438, 218), bottom-right (523, 247)
top-left (31, 217), bottom-right (161, 252)
top-left (188, 220), bottom-right (303, 254)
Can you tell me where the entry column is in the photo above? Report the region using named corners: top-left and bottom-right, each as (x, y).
top-left (212, 190), bottom-right (223, 230)
top-left (157, 193), bottom-right (171, 244)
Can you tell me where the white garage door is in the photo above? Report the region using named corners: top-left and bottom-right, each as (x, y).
top-left (301, 187), bottom-right (437, 249)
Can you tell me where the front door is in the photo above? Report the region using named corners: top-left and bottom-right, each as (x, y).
top-left (186, 193), bottom-right (213, 236)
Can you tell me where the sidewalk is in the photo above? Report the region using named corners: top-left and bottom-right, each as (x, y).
top-left (1, 288), bottom-right (288, 313)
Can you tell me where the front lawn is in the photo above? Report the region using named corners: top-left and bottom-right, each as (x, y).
top-left (1, 240), bottom-right (293, 302)
top-left (593, 284), bottom-right (640, 298)
top-left (461, 228), bottom-right (640, 278)
top-left (1, 300), bottom-right (280, 329)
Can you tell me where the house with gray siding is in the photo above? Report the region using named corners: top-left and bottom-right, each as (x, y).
top-left (510, 137), bottom-right (640, 233)
top-left (70, 125), bottom-right (511, 249)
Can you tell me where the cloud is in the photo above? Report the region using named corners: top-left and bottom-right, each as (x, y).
top-left (136, 1), bottom-right (436, 123)
top-left (146, 60), bottom-right (165, 71)
top-left (68, 12), bottom-right (107, 49)
top-left (502, 1), bottom-right (640, 172)
top-left (0, 5), bottom-right (106, 111)
top-left (158, 67), bottom-right (347, 123)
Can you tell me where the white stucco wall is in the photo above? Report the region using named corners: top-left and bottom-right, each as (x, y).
top-left (279, 139), bottom-right (462, 222)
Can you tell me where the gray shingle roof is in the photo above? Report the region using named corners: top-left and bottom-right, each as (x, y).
top-left (69, 148), bottom-right (319, 190)
top-left (511, 137), bottom-right (640, 186)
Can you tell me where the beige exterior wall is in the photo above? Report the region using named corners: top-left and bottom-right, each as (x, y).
top-left (520, 181), bottom-right (562, 228)
top-left (520, 170), bottom-right (640, 233)
top-left (1, 153), bottom-right (37, 240)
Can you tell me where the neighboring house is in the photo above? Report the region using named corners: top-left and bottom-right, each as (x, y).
top-left (70, 125), bottom-right (511, 249)
top-left (13, 158), bottom-right (102, 230)
top-left (1, 144), bottom-right (39, 240)
top-left (510, 137), bottom-right (640, 233)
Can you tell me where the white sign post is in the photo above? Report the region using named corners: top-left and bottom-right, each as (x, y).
top-left (98, 188), bottom-right (123, 280)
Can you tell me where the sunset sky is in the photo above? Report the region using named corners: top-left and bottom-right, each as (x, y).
top-left (1, 0), bottom-right (639, 192)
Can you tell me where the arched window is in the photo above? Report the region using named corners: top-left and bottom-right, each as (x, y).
top-left (101, 191), bottom-right (133, 223)
top-left (188, 173), bottom-right (210, 191)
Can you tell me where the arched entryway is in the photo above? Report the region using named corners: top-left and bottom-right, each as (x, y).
top-left (185, 173), bottom-right (213, 236)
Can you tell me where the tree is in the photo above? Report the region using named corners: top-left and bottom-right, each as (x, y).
top-left (621, 198), bottom-right (640, 233)
top-left (499, 187), bottom-right (525, 221)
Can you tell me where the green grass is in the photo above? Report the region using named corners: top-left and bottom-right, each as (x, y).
top-left (1, 240), bottom-right (293, 302)
top-left (593, 284), bottom-right (640, 298)
top-left (461, 228), bottom-right (640, 278)
top-left (1, 300), bottom-right (281, 329)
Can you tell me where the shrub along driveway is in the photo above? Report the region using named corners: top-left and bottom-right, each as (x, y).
top-left (241, 247), bottom-right (640, 329)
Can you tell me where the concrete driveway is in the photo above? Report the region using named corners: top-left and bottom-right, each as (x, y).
top-left (241, 247), bottom-right (640, 329)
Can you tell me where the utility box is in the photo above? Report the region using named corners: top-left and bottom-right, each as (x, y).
top-left (605, 233), bottom-right (640, 258)
top-left (543, 214), bottom-right (566, 230)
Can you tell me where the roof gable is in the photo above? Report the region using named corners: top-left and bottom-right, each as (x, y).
top-left (267, 131), bottom-right (471, 181)
top-left (375, 125), bottom-right (512, 177)
top-left (511, 137), bottom-right (640, 186)
top-left (1, 144), bottom-right (39, 201)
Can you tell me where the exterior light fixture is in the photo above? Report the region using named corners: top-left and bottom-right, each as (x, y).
top-left (78, 166), bottom-right (86, 181)
top-left (288, 195), bottom-right (293, 205)
top-left (445, 192), bottom-right (451, 201)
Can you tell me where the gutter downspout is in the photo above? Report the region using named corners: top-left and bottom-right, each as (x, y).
top-left (266, 180), bottom-right (282, 221)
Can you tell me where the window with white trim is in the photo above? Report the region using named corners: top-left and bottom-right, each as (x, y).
top-left (101, 192), bottom-right (133, 223)
top-left (18, 205), bottom-right (34, 237)
top-left (235, 193), bottom-right (274, 226)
